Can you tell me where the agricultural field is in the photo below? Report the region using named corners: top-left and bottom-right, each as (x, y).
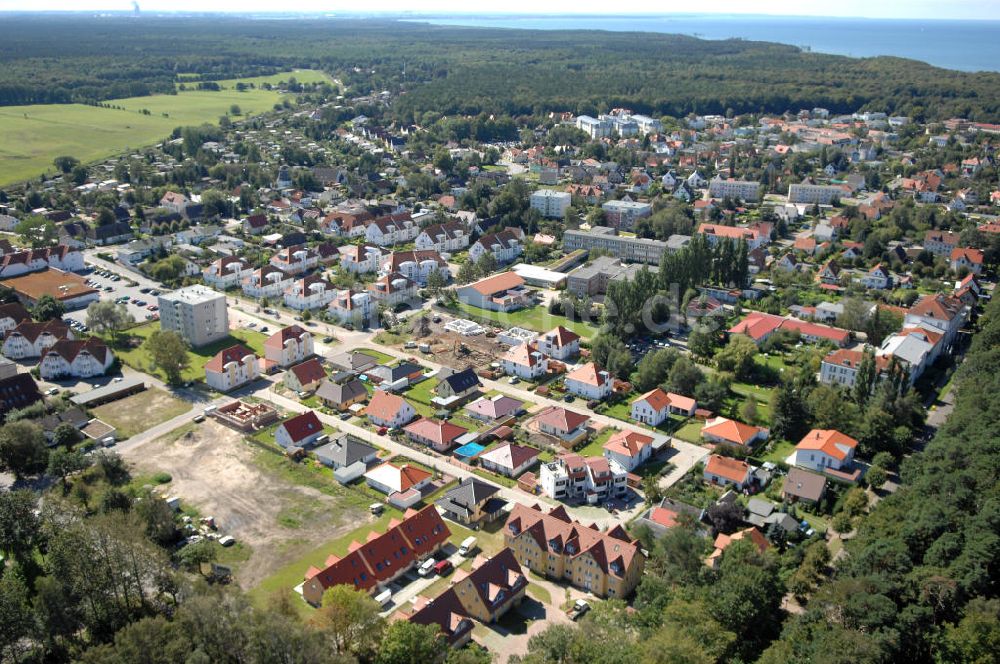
top-left (0, 69), bottom-right (331, 186)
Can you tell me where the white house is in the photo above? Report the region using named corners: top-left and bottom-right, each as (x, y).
top-left (365, 215), bottom-right (419, 246)
top-left (630, 389), bottom-right (697, 426)
top-left (263, 326), bottom-right (314, 368)
top-left (2, 321), bottom-right (73, 360)
top-left (339, 244), bottom-right (382, 273)
top-left (535, 326), bottom-right (581, 361)
top-left (367, 272), bottom-right (417, 308)
top-left (270, 246), bottom-right (319, 275)
top-left (414, 221), bottom-right (469, 253)
top-left (380, 250), bottom-right (450, 286)
top-left (501, 343), bottom-right (548, 381)
top-left (468, 228), bottom-right (524, 265)
top-left (563, 363), bottom-right (613, 401)
top-left (205, 345), bottom-right (260, 392)
top-left (703, 454), bottom-right (752, 490)
top-left (539, 453), bottom-right (627, 504)
top-left (791, 429), bottom-right (858, 472)
top-left (241, 266), bottom-right (293, 299)
top-left (365, 390), bottom-right (417, 428)
top-left (202, 256), bottom-right (250, 289)
top-left (529, 190), bottom-right (572, 219)
top-left (602, 430), bottom-right (653, 472)
top-left (38, 339), bottom-right (114, 380)
top-left (860, 264), bottom-right (893, 290)
top-left (274, 411), bottom-right (325, 449)
top-left (284, 275), bottom-right (336, 310)
top-left (478, 442), bottom-right (540, 478)
top-left (327, 289), bottom-right (374, 327)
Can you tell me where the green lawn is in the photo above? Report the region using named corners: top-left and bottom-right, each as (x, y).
top-left (759, 439), bottom-right (796, 465)
top-left (452, 302), bottom-right (599, 340)
top-left (674, 420), bottom-right (704, 444)
top-left (0, 69), bottom-right (330, 185)
top-left (575, 427), bottom-right (617, 457)
top-left (90, 388), bottom-right (191, 438)
top-left (600, 400), bottom-right (635, 423)
top-left (110, 322), bottom-right (267, 384)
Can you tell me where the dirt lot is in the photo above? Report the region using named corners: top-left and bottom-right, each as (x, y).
top-left (131, 420), bottom-right (369, 589)
top-left (91, 388), bottom-right (192, 438)
top-left (385, 313), bottom-right (507, 370)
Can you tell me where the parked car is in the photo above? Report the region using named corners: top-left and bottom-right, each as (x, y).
top-left (567, 600), bottom-right (590, 621)
top-left (434, 560), bottom-right (453, 576)
top-left (418, 558), bottom-right (436, 577)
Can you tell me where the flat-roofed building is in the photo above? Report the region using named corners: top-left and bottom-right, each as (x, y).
top-left (158, 285), bottom-right (229, 348)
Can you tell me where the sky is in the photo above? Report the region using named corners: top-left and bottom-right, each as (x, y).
top-left (0, 0), bottom-right (998, 20)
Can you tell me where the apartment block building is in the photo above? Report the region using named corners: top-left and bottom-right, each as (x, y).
top-left (530, 189), bottom-right (572, 219)
top-left (157, 285), bottom-right (228, 348)
top-left (788, 183), bottom-right (846, 205)
top-left (563, 226), bottom-right (688, 265)
top-left (708, 177), bottom-right (762, 202)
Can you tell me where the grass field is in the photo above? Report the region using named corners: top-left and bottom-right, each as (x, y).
top-left (0, 69), bottom-right (331, 186)
top-left (452, 302), bottom-right (600, 340)
top-left (110, 322), bottom-right (268, 384)
top-left (91, 388), bottom-right (191, 438)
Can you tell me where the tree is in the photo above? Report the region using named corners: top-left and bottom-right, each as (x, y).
top-left (715, 335), bottom-right (758, 381)
top-left (143, 329), bottom-right (190, 384)
top-left (666, 356), bottom-right (703, 396)
top-left (32, 293), bottom-right (66, 322)
top-left (632, 348), bottom-right (679, 392)
top-left (312, 585), bottom-right (386, 657)
top-left (770, 380), bottom-right (808, 442)
top-left (47, 446), bottom-right (90, 485)
top-left (86, 300), bottom-right (134, 341)
top-left (52, 421), bottom-right (81, 447)
top-left (866, 465), bottom-right (887, 489)
top-left (446, 644), bottom-right (493, 664)
top-left (0, 420), bottom-right (49, 479)
top-left (15, 214), bottom-right (58, 248)
top-left (425, 268), bottom-right (446, 296)
top-left (688, 325), bottom-right (718, 359)
top-left (176, 539), bottom-right (216, 572)
top-left (0, 573), bottom-right (35, 664)
top-left (707, 501), bottom-right (744, 536)
top-left (230, 103), bottom-right (242, 116)
top-left (53, 155), bottom-right (80, 173)
top-left (0, 490), bottom-right (41, 563)
top-left (376, 620), bottom-right (447, 664)
top-left (853, 349), bottom-right (877, 406)
top-left (740, 395), bottom-right (758, 423)
top-left (71, 164), bottom-right (89, 185)
top-left (96, 207), bottom-right (116, 226)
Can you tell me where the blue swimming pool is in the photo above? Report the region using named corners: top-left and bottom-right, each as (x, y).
top-left (454, 442), bottom-right (486, 458)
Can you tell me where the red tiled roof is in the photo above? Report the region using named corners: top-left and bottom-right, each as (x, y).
top-left (795, 429), bottom-right (858, 461)
top-left (603, 430), bottom-right (653, 458)
top-left (404, 417), bottom-right (468, 447)
top-left (535, 406), bottom-right (590, 433)
top-left (204, 345), bottom-right (257, 373)
top-left (704, 454), bottom-right (751, 483)
top-left (366, 390), bottom-right (411, 421)
top-left (467, 271), bottom-right (525, 296)
top-left (288, 357), bottom-right (326, 386)
top-left (702, 417), bottom-right (765, 447)
top-left (278, 411), bottom-right (323, 444)
top-left (265, 325), bottom-right (310, 349)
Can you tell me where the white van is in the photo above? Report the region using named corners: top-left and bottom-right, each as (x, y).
top-left (418, 558), bottom-right (436, 577)
top-left (374, 588), bottom-right (392, 608)
top-left (458, 536), bottom-right (478, 556)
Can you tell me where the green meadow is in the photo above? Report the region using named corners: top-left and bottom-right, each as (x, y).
top-left (0, 69), bottom-right (331, 186)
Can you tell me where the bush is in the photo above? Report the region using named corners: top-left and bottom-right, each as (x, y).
top-left (831, 512), bottom-right (853, 534)
top-left (153, 472), bottom-right (173, 484)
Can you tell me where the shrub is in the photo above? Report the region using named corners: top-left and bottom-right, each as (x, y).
top-left (153, 472), bottom-right (173, 484)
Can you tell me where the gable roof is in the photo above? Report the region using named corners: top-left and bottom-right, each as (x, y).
top-left (535, 406), bottom-right (590, 432)
top-left (565, 362), bottom-right (608, 387)
top-left (465, 394), bottom-right (523, 420)
top-left (278, 411), bottom-right (324, 444)
top-left (541, 325), bottom-right (580, 348)
top-left (204, 344), bottom-right (257, 373)
top-left (315, 378), bottom-right (367, 405)
top-left (42, 338), bottom-right (110, 365)
top-left (435, 477), bottom-right (503, 519)
top-left (404, 417), bottom-right (468, 447)
top-left (0, 373), bottom-right (42, 420)
top-left (365, 390), bottom-right (412, 421)
top-left (288, 357), bottom-right (326, 386)
top-left (782, 467), bottom-right (827, 502)
top-left (441, 367), bottom-right (480, 394)
top-left (704, 454), bottom-right (751, 483)
top-left (0, 302), bottom-right (30, 324)
top-left (795, 428), bottom-right (858, 461)
top-left (364, 462), bottom-right (431, 493)
top-left (603, 430), bottom-right (654, 458)
top-left (466, 271), bottom-right (525, 296)
top-left (8, 320), bottom-right (71, 344)
top-left (702, 417), bottom-right (765, 446)
top-left (264, 325), bottom-right (310, 350)
top-left (478, 442), bottom-right (540, 470)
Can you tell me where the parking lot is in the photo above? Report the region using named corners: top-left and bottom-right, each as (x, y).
top-left (64, 266), bottom-right (169, 329)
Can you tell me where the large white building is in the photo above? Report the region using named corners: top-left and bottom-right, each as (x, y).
top-left (788, 183), bottom-right (845, 205)
top-left (205, 345), bottom-right (260, 392)
top-left (539, 453), bottom-right (628, 504)
top-left (708, 177), bottom-right (762, 202)
top-left (575, 115), bottom-right (611, 139)
top-left (602, 200), bottom-right (652, 229)
top-left (530, 190), bottom-right (572, 219)
top-left (157, 285), bottom-right (229, 348)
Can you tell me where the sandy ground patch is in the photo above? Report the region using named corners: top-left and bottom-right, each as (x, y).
top-left (131, 420), bottom-right (366, 589)
top-left (92, 388), bottom-right (191, 438)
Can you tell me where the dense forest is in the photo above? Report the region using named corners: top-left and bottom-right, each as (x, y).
top-left (1, 16), bottom-right (1000, 121)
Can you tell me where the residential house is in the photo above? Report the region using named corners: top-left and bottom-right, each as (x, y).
top-left (465, 394), bottom-right (524, 422)
top-left (701, 416), bottom-right (769, 450)
top-left (435, 477), bottom-right (507, 526)
top-left (706, 527), bottom-right (769, 569)
top-left (284, 275), bottom-right (336, 310)
top-left (241, 266), bottom-right (293, 299)
top-left (535, 326), bottom-right (581, 361)
top-left (603, 430), bottom-right (654, 472)
top-left (539, 453), bottom-right (628, 504)
top-left (364, 462), bottom-right (432, 497)
top-left (478, 442), bottom-right (540, 478)
top-left (329, 350), bottom-right (379, 374)
top-left (367, 272), bottom-right (417, 308)
top-left (204, 345), bottom-right (260, 392)
top-left (924, 230), bottom-right (960, 257)
top-left (504, 503), bottom-right (645, 598)
top-left (434, 368), bottom-right (481, 404)
top-left (467, 228), bottom-right (525, 265)
top-left (315, 378), bottom-right (368, 411)
top-left (817, 261), bottom-right (842, 285)
top-left (415, 222), bottom-right (469, 253)
top-left (365, 390), bottom-right (417, 428)
top-left (274, 411), bottom-right (325, 449)
top-left (729, 311), bottom-right (850, 347)
top-left (782, 467), bottom-right (828, 504)
top-left (703, 454), bottom-right (752, 489)
top-left (861, 264), bottom-right (893, 290)
top-left (0, 373), bottom-right (42, 420)
top-left (381, 250), bottom-right (450, 286)
top-left (283, 357), bottom-right (327, 393)
top-left (339, 244), bottom-right (382, 273)
top-left (241, 214), bottom-right (269, 235)
top-left (313, 433), bottom-right (378, 469)
top-left (904, 294), bottom-right (968, 350)
top-left (501, 343), bottom-right (548, 381)
top-left (630, 389), bottom-right (696, 426)
top-left (563, 363), bottom-right (613, 401)
top-left (328, 289), bottom-right (374, 328)
top-left (202, 256), bottom-right (250, 289)
top-left (950, 247), bottom-right (984, 275)
top-left (405, 417), bottom-right (468, 453)
top-left (535, 406), bottom-right (590, 445)
top-left (792, 428), bottom-right (858, 473)
top-left (364, 213), bottom-right (418, 246)
top-left (820, 348), bottom-right (890, 388)
top-left (270, 245), bottom-right (319, 275)
top-left (301, 505), bottom-right (449, 606)
top-left (263, 326), bottom-right (314, 368)
top-left (457, 272), bottom-right (533, 313)
top-left (160, 191), bottom-right (189, 213)
top-left (2, 320), bottom-right (72, 360)
top-left (38, 339), bottom-right (113, 380)
top-left (0, 302), bottom-right (31, 338)
top-left (698, 223), bottom-right (769, 250)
